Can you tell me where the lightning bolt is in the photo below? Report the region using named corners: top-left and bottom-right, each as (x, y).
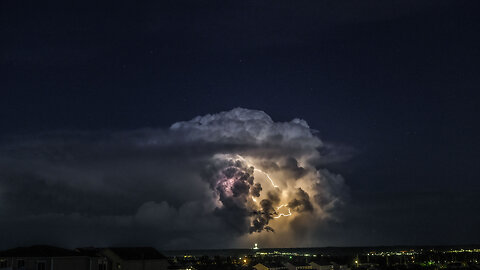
top-left (273, 208), bottom-right (292, 219)
top-left (234, 155), bottom-right (279, 188)
top-left (235, 154), bottom-right (292, 219)
top-left (254, 168), bottom-right (279, 188)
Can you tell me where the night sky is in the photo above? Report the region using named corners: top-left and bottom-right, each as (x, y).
top-left (1, 1), bottom-right (480, 249)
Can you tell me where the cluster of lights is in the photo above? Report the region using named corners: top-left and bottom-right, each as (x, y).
top-left (366, 250), bottom-right (418, 256)
top-left (255, 250), bottom-right (317, 257)
top-left (446, 249), bottom-right (480, 253)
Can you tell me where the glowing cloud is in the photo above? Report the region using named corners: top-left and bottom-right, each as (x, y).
top-left (173, 108), bottom-right (348, 243)
top-left (0, 108), bottom-right (348, 249)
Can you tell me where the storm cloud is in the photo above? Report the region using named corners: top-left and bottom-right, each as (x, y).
top-left (0, 108), bottom-right (348, 249)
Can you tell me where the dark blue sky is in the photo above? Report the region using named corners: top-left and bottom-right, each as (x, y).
top-left (1, 0), bottom-right (480, 246)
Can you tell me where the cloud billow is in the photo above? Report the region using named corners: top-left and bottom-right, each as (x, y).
top-left (0, 108), bottom-right (347, 249)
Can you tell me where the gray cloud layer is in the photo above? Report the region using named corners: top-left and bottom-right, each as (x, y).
top-left (0, 108), bottom-right (347, 249)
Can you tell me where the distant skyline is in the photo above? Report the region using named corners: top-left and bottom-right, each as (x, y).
top-left (1, 0), bottom-right (480, 249)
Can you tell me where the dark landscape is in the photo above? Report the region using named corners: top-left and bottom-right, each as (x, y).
top-left (1, 0), bottom-right (480, 270)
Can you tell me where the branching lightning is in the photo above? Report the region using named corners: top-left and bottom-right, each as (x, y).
top-left (234, 154), bottom-right (292, 220)
top-left (234, 155), bottom-right (279, 188)
top-left (273, 208), bottom-right (292, 219)
top-left (254, 168), bottom-right (279, 188)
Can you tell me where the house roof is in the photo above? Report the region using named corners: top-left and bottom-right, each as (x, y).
top-left (287, 262), bottom-right (311, 267)
top-left (310, 260), bottom-right (334, 266)
top-left (168, 266), bottom-right (196, 270)
top-left (0, 245), bottom-right (81, 258)
top-left (257, 262), bottom-right (286, 268)
top-left (107, 247), bottom-right (167, 260)
top-left (76, 247), bottom-right (102, 257)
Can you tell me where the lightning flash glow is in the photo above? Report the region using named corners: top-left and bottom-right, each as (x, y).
top-left (0, 107), bottom-right (347, 249)
top-left (230, 154), bottom-right (294, 221)
top-left (254, 168), bottom-right (279, 188)
top-left (178, 108), bottom-right (346, 242)
top-left (273, 208), bottom-right (292, 219)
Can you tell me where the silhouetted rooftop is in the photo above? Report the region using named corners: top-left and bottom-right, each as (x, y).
top-left (287, 261), bottom-right (311, 267)
top-left (259, 262), bottom-right (287, 268)
top-left (75, 247), bottom-right (102, 257)
top-left (0, 245), bottom-right (80, 257)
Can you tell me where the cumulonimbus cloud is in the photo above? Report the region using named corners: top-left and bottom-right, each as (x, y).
top-left (0, 108), bottom-right (348, 249)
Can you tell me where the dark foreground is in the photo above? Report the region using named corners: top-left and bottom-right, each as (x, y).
top-left (1, 245), bottom-right (479, 270)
